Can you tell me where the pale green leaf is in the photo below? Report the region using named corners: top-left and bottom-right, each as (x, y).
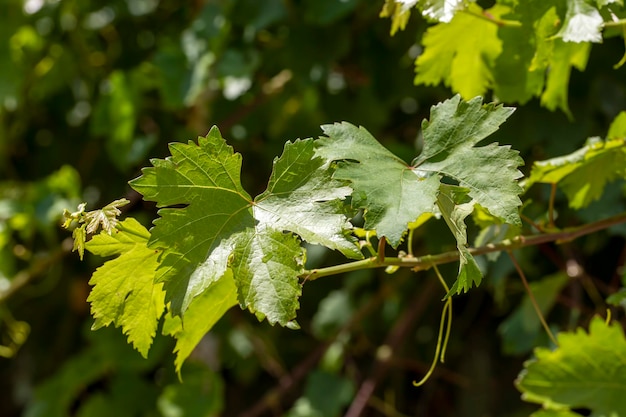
top-left (437, 185), bottom-right (482, 295)
top-left (525, 137), bottom-right (626, 209)
top-left (131, 127), bottom-right (356, 325)
top-left (163, 271), bottom-right (237, 375)
top-left (597, 0), bottom-right (623, 7)
top-left (85, 218), bottom-right (165, 358)
top-left (72, 225), bottom-right (86, 261)
top-left (379, 0), bottom-right (412, 35)
top-left (516, 317), bottom-right (626, 416)
top-left (607, 111), bottom-right (626, 139)
top-left (540, 40), bottom-right (591, 116)
top-left (555, 0), bottom-right (603, 43)
top-left (414, 3), bottom-right (506, 99)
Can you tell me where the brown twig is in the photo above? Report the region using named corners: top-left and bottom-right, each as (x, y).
top-left (0, 243), bottom-right (70, 303)
top-left (507, 251), bottom-right (559, 347)
top-left (305, 212), bottom-right (626, 281)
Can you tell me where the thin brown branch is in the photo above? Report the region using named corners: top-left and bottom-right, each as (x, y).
top-left (507, 251), bottom-right (559, 347)
top-left (304, 212), bottom-right (626, 281)
top-left (0, 242), bottom-right (70, 303)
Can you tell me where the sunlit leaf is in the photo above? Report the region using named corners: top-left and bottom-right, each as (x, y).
top-left (130, 127), bottom-right (358, 325)
top-left (516, 317), bottom-right (626, 416)
top-left (86, 218), bottom-right (165, 357)
top-left (525, 137), bottom-right (626, 209)
top-left (555, 0), bottom-right (603, 43)
top-left (414, 3), bottom-right (508, 98)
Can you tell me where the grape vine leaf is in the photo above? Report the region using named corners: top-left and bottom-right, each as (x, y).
top-left (492, 2), bottom-right (557, 104)
top-left (414, 3), bottom-right (508, 99)
top-left (525, 137), bottom-right (626, 209)
top-left (436, 185), bottom-right (482, 295)
top-left (317, 95), bottom-right (523, 253)
top-left (540, 40), bottom-right (591, 116)
top-left (130, 127), bottom-right (359, 325)
top-left (516, 316), bottom-right (626, 416)
top-left (315, 123), bottom-right (440, 248)
top-left (380, 0), bottom-right (464, 35)
top-left (162, 270), bottom-right (237, 375)
top-left (607, 111), bottom-right (626, 139)
top-left (85, 217), bottom-right (165, 357)
top-left (555, 0), bottom-right (603, 43)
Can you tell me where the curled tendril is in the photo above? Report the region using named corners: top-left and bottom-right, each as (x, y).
top-left (413, 264), bottom-right (453, 387)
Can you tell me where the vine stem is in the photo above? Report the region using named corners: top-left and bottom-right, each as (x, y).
top-left (507, 251), bottom-right (559, 347)
top-left (302, 212), bottom-right (626, 281)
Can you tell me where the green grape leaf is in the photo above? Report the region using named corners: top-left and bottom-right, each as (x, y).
top-left (85, 218), bottom-right (165, 357)
top-left (414, 3), bottom-right (507, 99)
top-left (540, 40), bottom-right (591, 116)
top-left (130, 127), bottom-right (358, 325)
top-left (414, 96), bottom-right (523, 225)
top-left (162, 271), bottom-right (237, 375)
top-left (316, 123), bottom-right (440, 248)
top-left (380, 0), bottom-right (465, 35)
top-left (525, 137), bottom-right (626, 209)
top-left (493, 2), bottom-right (557, 104)
top-left (437, 185), bottom-right (482, 295)
top-left (555, 0), bottom-right (603, 43)
top-left (607, 111), bottom-right (626, 139)
top-left (379, 0), bottom-right (412, 35)
top-left (317, 95), bottom-right (522, 248)
top-left (516, 316), bottom-right (626, 416)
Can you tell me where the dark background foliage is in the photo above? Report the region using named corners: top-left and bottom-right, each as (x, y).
top-left (1, 1), bottom-right (625, 416)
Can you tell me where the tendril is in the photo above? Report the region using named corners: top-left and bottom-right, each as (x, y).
top-left (413, 265), bottom-right (453, 386)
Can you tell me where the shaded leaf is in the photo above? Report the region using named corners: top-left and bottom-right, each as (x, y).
top-left (525, 137), bottom-right (626, 209)
top-left (157, 363), bottom-right (224, 417)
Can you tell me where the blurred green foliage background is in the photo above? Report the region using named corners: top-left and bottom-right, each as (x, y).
top-left (1, 1), bottom-right (626, 416)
